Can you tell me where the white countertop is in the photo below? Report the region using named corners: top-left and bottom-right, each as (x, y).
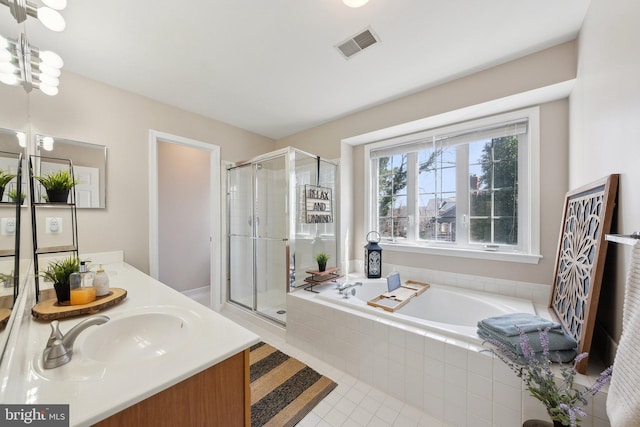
top-left (0, 256), bottom-right (260, 426)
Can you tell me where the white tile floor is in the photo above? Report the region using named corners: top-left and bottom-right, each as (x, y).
top-left (186, 288), bottom-right (447, 426)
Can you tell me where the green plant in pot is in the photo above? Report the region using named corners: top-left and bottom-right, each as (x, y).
top-left (35, 169), bottom-right (78, 203)
top-left (7, 188), bottom-right (25, 204)
top-left (0, 170), bottom-right (16, 201)
top-left (315, 252), bottom-right (329, 272)
top-left (39, 256), bottom-right (80, 305)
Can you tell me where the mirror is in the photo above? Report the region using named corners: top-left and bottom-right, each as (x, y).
top-left (0, 129), bottom-right (24, 329)
top-left (35, 135), bottom-right (107, 208)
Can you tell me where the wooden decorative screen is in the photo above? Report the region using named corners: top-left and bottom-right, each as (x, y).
top-left (550, 174), bottom-right (618, 373)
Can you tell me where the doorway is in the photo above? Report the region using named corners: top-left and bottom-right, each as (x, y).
top-left (148, 130), bottom-right (221, 310)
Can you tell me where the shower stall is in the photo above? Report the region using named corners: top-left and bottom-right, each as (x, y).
top-left (227, 147), bottom-right (338, 325)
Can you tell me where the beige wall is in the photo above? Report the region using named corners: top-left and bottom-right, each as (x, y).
top-left (276, 42), bottom-right (575, 285)
top-left (276, 41), bottom-right (577, 159)
top-left (570, 0), bottom-right (640, 348)
top-left (0, 71), bottom-right (275, 273)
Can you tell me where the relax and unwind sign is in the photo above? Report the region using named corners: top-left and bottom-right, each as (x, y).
top-left (305, 185), bottom-right (333, 224)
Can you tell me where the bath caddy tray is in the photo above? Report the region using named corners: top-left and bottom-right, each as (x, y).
top-left (31, 288), bottom-right (127, 321)
top-left (303, 267), bottom-right (343, 293)
top-left (367, 280), bottom-right (430, 312)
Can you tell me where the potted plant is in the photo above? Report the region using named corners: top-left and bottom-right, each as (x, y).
top-left (35, 169), bottom-right (78, 203)
top-left (39, 256), bottom-right (80, 305)
top-left (315, 252), bottom-right (329, 272)
top-left (484, 327), bottom-right (613, 427)
top-left (7, 188), bottom-right (25, 204)
top-left (0, 170), bottom-right (16, 201)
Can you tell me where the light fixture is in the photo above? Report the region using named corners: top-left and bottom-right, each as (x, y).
top-left (0, 0), bottom-right (65, 94)
top-left (0, 33), bottom-right (63, 95)
top-left (342, 0), bottom-right (369, 8)
top-left (0, 0), bottom-right (66, 31)
top-left (38, 135), bottom-right (54, 151)
top-left (16, 131), bottom-right (26, 148)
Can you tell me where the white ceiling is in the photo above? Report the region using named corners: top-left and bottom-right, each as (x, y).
top-left (1, 0), bottom-right (590, 140)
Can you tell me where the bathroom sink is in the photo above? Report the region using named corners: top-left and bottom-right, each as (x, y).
top-left (80, 311), bottom-right (191, 363)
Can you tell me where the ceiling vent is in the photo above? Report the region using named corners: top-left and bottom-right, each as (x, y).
top-left (336, 28), bottom-right (380, 59)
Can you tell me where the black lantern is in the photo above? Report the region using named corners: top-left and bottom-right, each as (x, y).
top-left (364, 231), bottom-right (382, 278)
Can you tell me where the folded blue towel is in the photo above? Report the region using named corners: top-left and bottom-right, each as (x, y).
top-left (478, 312), bottom-right (561, 337)
top-left (478, 329), bottom-right (578, 363)
top-left (478, 326), bottom-right (578, 355)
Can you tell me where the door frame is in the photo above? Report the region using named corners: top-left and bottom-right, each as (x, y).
top-left (148, 130), bottom-right (221, 310)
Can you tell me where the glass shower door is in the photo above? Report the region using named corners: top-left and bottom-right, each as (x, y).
top-left (228, 164), bottom-right (254, 310)
top-left (254, 155), bottom-right (288, 322)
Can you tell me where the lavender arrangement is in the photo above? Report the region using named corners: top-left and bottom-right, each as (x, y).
top-left (484, 326), bottom-right (613, 427)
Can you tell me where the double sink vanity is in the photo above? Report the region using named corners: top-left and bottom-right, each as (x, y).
top-left (0, 251), bottom-right (260, 426)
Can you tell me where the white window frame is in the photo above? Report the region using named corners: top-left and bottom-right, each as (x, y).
top-left (364, 107), bottom-right (541, 264)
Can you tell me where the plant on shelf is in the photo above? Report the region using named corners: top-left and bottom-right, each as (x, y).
top-left (0, 170), bottom-right (16, 201)
top-left (35, 169), bottom-right (78, 203)
top-left (315, 252), bottom-right (329, 272)
top-left (484, 327), bottom-right (613, 427)
top-left (39, 256), bottom-right (80, 304)
top-left (7, 188), bottom-right (25, 204)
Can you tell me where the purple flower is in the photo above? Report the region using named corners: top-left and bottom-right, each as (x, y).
top-left (517, 325), bottom-right (536, 359)
top-left (482, 327), bottom-right (614, 427)
top-left (589, 365), bottom-right (613, 394)
top-left (539, 326), bottom-right (551, 356)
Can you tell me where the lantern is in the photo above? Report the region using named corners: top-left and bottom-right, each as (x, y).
top-left (364, 231), bottom-right (382, 278)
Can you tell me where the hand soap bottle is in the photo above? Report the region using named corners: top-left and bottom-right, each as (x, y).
top-left (69, 261), bottom-right (96, 305)
top-left (94, 265), bottom-right (110, 297)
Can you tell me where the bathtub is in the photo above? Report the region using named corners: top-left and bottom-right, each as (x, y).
top-left (315, 278), bottom-right (537, 343)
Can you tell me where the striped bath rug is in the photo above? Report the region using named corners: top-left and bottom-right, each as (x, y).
top-left (250, 342), bottom-right (337, 427)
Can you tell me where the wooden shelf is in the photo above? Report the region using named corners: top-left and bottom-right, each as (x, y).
top-left (32, 202), bottom-right (75, 207)
top-left (303, 267), bottom-right (342, 292)
top-left (0, 249), bottom-right (15, 257)
top-left (35, 245), bottom-right (78, 255)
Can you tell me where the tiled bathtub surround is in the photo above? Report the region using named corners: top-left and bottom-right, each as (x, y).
top-left (287, 287), bottom-right (610, 427)
top-left (352, 261), bottom-right (553, 305)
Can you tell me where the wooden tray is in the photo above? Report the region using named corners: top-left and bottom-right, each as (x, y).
top-left (367, 280), bottom-right (430, 312)
top-left (32, 288), bottom-right (127, 321)
top-left (0, 308), bottom-right (10, 330)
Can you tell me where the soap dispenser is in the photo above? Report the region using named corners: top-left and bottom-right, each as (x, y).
top-left (69, 261), bottom-right (96, 305)
top-left (94, 265), bottom-right (110, 297)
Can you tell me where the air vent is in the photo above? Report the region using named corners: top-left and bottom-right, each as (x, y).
top-left (336, 28), bottom-right (380, 59)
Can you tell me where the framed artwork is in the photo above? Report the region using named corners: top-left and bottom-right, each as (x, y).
top-left (549, 174), bottom-right (619, 373)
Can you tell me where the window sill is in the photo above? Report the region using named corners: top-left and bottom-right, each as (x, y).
top-left (380, 242), bottom-right (542, 264)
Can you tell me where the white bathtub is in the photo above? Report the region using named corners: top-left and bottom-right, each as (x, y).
top-left (315, 278), bottom-right (537, 342)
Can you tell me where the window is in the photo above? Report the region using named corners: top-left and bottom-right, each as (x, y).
top-left (366, 108), bottom-right (540, 261)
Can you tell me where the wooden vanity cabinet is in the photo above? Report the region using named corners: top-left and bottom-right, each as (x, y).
top-left (94, 349), bottom-right (250, 427)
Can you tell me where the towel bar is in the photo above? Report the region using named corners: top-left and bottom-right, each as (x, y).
top-left (605, 233), bottom-right (640, 246)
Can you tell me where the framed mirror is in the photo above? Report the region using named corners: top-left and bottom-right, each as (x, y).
top-left (35, 135), bottom-right (107, 208)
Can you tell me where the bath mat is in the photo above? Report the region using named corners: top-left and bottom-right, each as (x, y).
top-left (249, 342), bottom-right (337, 427)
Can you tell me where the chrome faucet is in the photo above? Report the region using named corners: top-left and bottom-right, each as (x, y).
top-left (43, 315), bottom-right (109, 369)
top-left (338, 281), bottom-right (362, 297)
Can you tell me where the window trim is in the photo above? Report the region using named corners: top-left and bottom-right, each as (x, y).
top-left (364, 106), bottom-right (541, 264)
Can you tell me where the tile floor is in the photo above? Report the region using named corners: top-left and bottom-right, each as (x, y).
top-left (187, 287), bottom-right (447, 426)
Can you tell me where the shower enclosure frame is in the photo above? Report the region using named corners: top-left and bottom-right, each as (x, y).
top-left (227, 147), bottom-right (338, 325)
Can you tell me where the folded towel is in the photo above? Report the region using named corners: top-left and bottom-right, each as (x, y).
top-left (477, 323), bottom-right (577, 352)
top-left (477, 328), bottom-right (577, 363)
top-left (477, 312), bottom-right (561, 337)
